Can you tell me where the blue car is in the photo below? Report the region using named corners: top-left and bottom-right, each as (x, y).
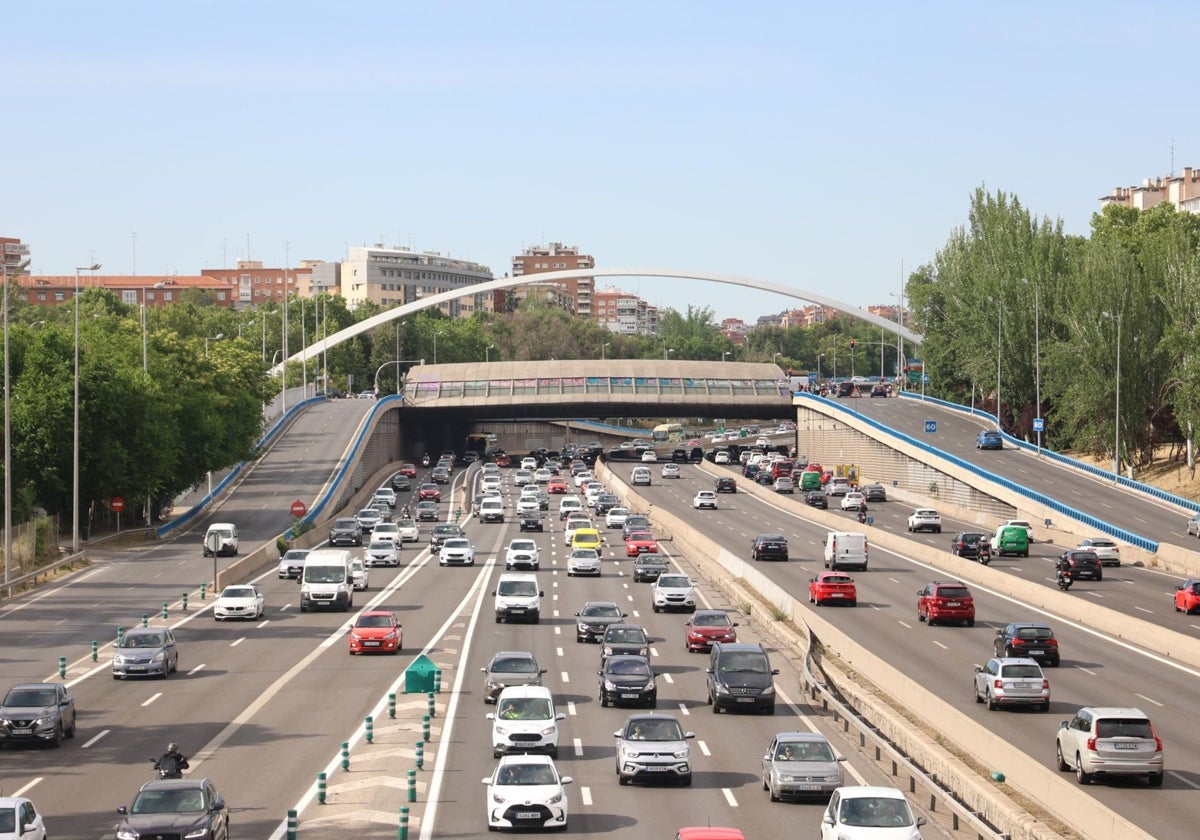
top-left (976, 430), bottom-right (1003, 450)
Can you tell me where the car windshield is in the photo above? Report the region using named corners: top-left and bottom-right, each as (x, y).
top-left (496, 698), bottom-right (552, 720)
top-left (719, 652), bottom-right (769, 673)
top-left (638, 556), bottom-right (667, 565)
top-left (777, 741), bottom-right (835, 761)
top-left (582, 604), bottom-right (621, 617)
top-left (693, 613), bottom-right (731, 627)
top-left (357, 509), bottom-right (379, 518)
top-left (607, 629), bottom-right (646, 643)
top-left (433, 525), bottom-right (459, 535)
top-left (120, 633), bottom-right (165, 649)
top-left (222, 587), bottom-right (255, 599)
top-left (628, 532), bottom-right (653, 541)
top-left (1096, 718), bottom-right (1153, 739)
top-left (356, 614), bottom-right (393, 628)
top-left (608, 659), bottom-right (651, 676)
top-left (132, 788), bottom-right (207, 814)
top-left (510, 541), bottom-right (536, 551)
top-left (369, 542), bottom-right (393, 551)
top-left (492, 656), bottom-right (537, 673)
top-left (397, 520), bottom-right (416, 529)
top-left (658, 576), bottom-right (690, 588)
top-left (626, 720), bottom-right (683, 741)
top-left (335, 519), bottom-right (357, 529)
top-left (498, 581), bottom-right (538, 597)
top-left (839, 796), bottom-right (914, 827)
top-left (1015, 626), bottom-right (1053, 640)
top-left (4, 687), bottom-right (57, 706)
top-left (498, 764), bottom-right (558, 786)
top-left (627, 517), bottom-right (649, 527)
top-left (999, 664), bottom-right (1042, 679)
top-left (444, 539), bottom-right (469, 549)
top-left (284, 550), bottom-right (309, 560)
top-left (572, 550), bottom-right (599, 560)
top-left (305, 566), bottom-right (346, 583)
top-left (961, 534), bottom-right (983, 544)
top-left (418, 502), bottom-right (437, 510)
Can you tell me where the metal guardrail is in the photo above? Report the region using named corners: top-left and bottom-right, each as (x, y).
top-left (2, 549), bottom-right (88, 596)
top-left (800, 391), bottom-right (1160, 552)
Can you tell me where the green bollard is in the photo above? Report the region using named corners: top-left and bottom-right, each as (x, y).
top-left (341, 741), bottom-right (350, 770)
top-left (317, 771), bottom-right (327, 804)
top-left (365, 715), bottom-right (374, 744)
top-left (415, 740), bottom-right (424, 770)
top-left (433, 669), bottom-right (442, 694)
top-left (388, 692), bottom-right (397, 719)
top-left (162, 602), bottom-right (168, 620)
top-left (287, 808), bottom-right (298, 840)
top-left (58, 656), bottom-right (66, 679)
top-left (200, 582), bottom-right (207, 600)
top-left (427, 692), bottom-right (436, 719)
top-left (141, 614), bottom-right (149, 628)
top-left (399, 805), bottom-right (410, 840)
top-left (422, 715), bottom-right (431, 742)
top-left (182, 593), bottom-right (188, 611)
top-left (407, 769), bottom-right (417, 803)
top-left (91, 641), bottom-right (99, 661)
top-left (117, 626), bottom-right (125, 644)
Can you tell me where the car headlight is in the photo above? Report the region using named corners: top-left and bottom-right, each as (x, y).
top-left (547, 790), bottom-right (564, 804)
top-left (116, 828), bottom-right (138, 840)
top-left (492, 791), bottom-right (507, 804)
top-left (34, 715), bottom-right (53, 726)
top-left (494, 724), bottom-right (510, 735)
top-left (673, 747), bottom-right (690, 759)
top-left (350, 632), bottom-right (363, 641)
top-left (715, 683), bottom-right (730, 694)
top-left (825, 773), bottom-right (842, 782)
top-left (638, 646), bottom-right (648, 656)
top-left (151, 651), bottom-right (165, 663)
top-left (604, 680), bottom-right (617, 690)
top-left (642, 681), bottom-right (655, 691)
top-left (603, 646), bottom-right (614, 657)
top-left (762, 685), bottom-right (775, 696)
top-left (779, 773), bottom-right (797, 782)
top-left (539, 725), bottom-right (557, 737)
top-left (113, 653), bottom-right (127, 665)
top-left (184, 826), bottom-right (211, 839)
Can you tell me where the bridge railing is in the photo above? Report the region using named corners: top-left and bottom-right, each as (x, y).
top-left (799, 392), bottom-right (1160, 552)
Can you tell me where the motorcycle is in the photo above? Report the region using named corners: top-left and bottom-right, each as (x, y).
top-left (856, 506), bottom-right (868, 525)
top-left (421, 455), bottom-right (431, 468)
top-left (150, 755), bottom-right (186, 779)
top-left (1056, 569), bottom-right (1073, 591)
top-left (977, 545), bottom-right (991, 566)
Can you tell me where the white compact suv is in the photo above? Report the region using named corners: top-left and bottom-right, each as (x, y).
top-left (1055, 706), bottom-right (1164, 786)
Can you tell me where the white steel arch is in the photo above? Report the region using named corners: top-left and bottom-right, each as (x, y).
top-left (273, 268), bottom-right (922, 373)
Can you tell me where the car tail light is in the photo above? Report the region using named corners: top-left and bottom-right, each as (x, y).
top-left (993, 679), bottom-right (1003, 689)
top-left (1152, 723), bottom-right (1163, 752)
top-left (1087, 736), bottom-right (1097, 751)
top-left (1042, 679), bottom-right (1050, 690)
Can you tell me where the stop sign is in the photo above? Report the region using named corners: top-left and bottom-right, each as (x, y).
top-left (290, 500), bottom-right (307, 517)
top-left (111, 497), bottom-right (125, 512)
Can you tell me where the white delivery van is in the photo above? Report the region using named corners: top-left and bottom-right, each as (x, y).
top-left (479, 496), bottom-right (505, 523)
top-left (299, 548), bottom-right (355, 612)
top-left (486, 685), bottom-right (565, 758)
top-left (823, 531), bottom-right (868, 571)
top-left (492, 572), bottom-right (543, 624)
top-left (202, 523), bottom-right (239, 557)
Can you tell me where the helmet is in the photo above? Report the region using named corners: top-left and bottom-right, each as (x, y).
top-left (168, 742), bottom-right (179, 752)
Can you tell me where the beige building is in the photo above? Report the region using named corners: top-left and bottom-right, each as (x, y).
top-left (341, 245), bottom-right (493, 317)
top-left (593, 286), bottom-right (659, 335)
top-left (1099, 166), bottom-right (1200, 212)
top-left (511, 243), bottom-right (595, 317)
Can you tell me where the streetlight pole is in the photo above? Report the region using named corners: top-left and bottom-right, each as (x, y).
top-left (205, 333), bottom-right (225, 359)
top-left (721, 351), bottom-right (731, 362)
top-left (601, 342), bottom-right (610, 360)
top-left (486, 344), bottom-right (495, 363)
top-left (988, 295), bottom-right (1002, 430)
top-left (4, 256), bottom-right (31, 591)
top-left (1103, 311), bottom-right (1122, 479)
top-left (141, 281), bottom-right (163, 528)
top-left (434, 330), bottom-right (444, 365)
top-left (374, 359), bottom-right (426, 395)
top-left (1022, 278), bottom-right (1043, 453)
top-left (73, 262), bottom-right (101, 552)
top-left (817, 353), bottom-right (824, 383)
top-left (772, 351), bottom-right (781, 367)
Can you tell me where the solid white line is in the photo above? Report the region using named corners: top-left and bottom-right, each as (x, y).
top-left (1168, 770), bottom-right (1200, 789)
top-left (81, 729), bottom-right (109, 749)
top-left (722, 788), bottom-right (738, 806)
top-left (141, 693), bottom-right (162, 707)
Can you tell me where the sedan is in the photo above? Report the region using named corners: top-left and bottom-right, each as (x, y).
top-left (483, 755), bottom-right (572, 831)
top-left (482, 651), bottom-right (546, 703)
top-left (625, 530), bottom-right (659, 557)
top-left (366, 539), bottom-right (400, 567)
top-left (684, 610), bottom-right (739, 651)
top-left (861, 483), bottom-right (888, 502)
top-left (1174, 579), bottom-right (1200, 614)
top-left (418, 483), bottom-right (442, 502)
top-left (641, 450), bottom-right (658, 462)
top-left (116, 779), bottom-right (228, 840)
top-left (547, 476), bottom-right (569, 493)
top-left (213, 584), bottom-right (264, 621)
top-left (390, 473), bottom-right (412, 492)
top-left (693, 490), bottom-right (719, 510)
top-left (598, 655), bottom-right (658, 708)
top-left (277, 548), bottom-right (309, 579)
top-left (773, 476), bottom-right (795, 494)
top-left (112, 628), bottom-right (179, 679)
top-left (973, 657), bottom-right (1049, 711)
top-left (805, 491), bottom-right (828, 509)
top-left (660, 463), bottom-right (681, 479)
top-left (439, 538), bottom-right (475, 566)
top-left (415, 500), bottom-right (439, 521)
top-left (348, 611), bottom-right (402, 654)
top-left (567, 548), bottom-right (602, 577)
top-left (606, 507), bottom-right (630, 529)
top-left (633, 554), bottom-right (670, 582)
top-left (762, 733), bottom-right (845, 800)
top-left (809, 572), bottom-right (857, 607)
top-left (399, 463), bottom-right (418, 478)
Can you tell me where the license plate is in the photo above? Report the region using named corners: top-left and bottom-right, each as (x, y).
top-left (946, 601), bottom-right (961, 607)
top-left (12, 728), bottom-right (32, 735)
top-left (127, 665), bottom-right (147, 671)
top-left (509, 608), bottom-right (525, 614)
top-left (364, 641), bottom-right (380, 646)
top-left (621, 693), bottom-right (639, 699)
top-left (737, 697), bottom-right (755, 703)
top-left (645, 766), bottom-right (669, 772)
top-left (516, 811), bottom-right (540, 819)
top-left (797, 784), bottom-right (820, 791)
top-left (1028, 650), bottom-right (1044, 656)
top-left (829, 592), bottom-right (844, 598)
top-left (1113, 743), bottom-right (1139, 750)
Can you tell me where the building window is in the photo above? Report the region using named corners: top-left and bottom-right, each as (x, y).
top-left (54, 292), bottom-right (64, 301)
top-left (121, 290), bottom-right (137, 305)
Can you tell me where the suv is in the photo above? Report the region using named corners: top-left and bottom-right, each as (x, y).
top-left (950, 532), bottom-right (987, 559)
top-left (1055, 707), bottom-right (1164, 786)
top-left (329, 517), bottom-right (363, 546)
top-left (994, 622), bottom-right (1060, 667)
top-left (202, 523), bottom-right (239, 557)
top-left (973, 657), bottom-right (1050, 711)
top-left (519, 511), bottom-right (544, 532)
top-left (916, 581), bottom-right (976, 626)
top-left (277, 548), bottom-right (310, 579)
top-left (751, 534), bottom-right (789, 562)
top-left (576, 601), bottom-right (627, 642)
top-left (613, 714), bottom-right (695, 786)
top-left (0, 683), bottom-right (76, 747)
top-left (429, 523), bottom-right (464, 552)
top-left (714, 476), bottom-right (737, 493)
top-left (116, 779), bottom-right (229, 840)
top-left (907, 508), bottom-right (942, 533)
top-left (976, 430), bottom-right (1003, 450)
top-left (652, 573), bottom-right (696, 613)
top-left (487, 685), bottom-right (566, 758)
top-left (481, 651), bottom-right (546, 704)
top-left (705, 642), bottom-right (779, 714)
top-left (1058, 549), bottom-right (1103, 581)
top-left (504, 539), bottom-right (540, 570)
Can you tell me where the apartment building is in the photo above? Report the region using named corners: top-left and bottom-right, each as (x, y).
top-left (15, 273), bottom-right (238, 309)
top-left (201, 260), bottom-right (309, 308)
top-left (341, 245), bottom-right (493, 317)
top-left (1099, 166), bottom-right (1200, 213)
top-left (511, 242), bottom-right (595, 317)
top-left (593, 286), bottom-right (659, 335)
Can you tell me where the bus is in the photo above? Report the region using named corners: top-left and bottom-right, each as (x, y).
top-left (651, 423), bottom-right (685, 442)
top-left (466, 432), bottom-right (498, 459)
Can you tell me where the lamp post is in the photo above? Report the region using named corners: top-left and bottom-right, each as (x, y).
top-left (722, 351), bottom-right (731, 362)
top-left (817, 353), bottom-right (825, 383)
top-left (4, 256), bottom-right (31, 591)
top-left (664, 347), bottom-right (675, 360)
top-left (486, 344), bottom-right (495, 363)
top-left (601, 342), bottom-right (610, 360)
top-left (205, 333), bottom-right (225, 359)
top-left (73, 262), bottom-right (101, 552)
top-left (141, 281), bottom-right (164, 528)
top-left (988, 295), bottom-right (1002, 430)
top-left (434, 330), bottom-right (444, 365)
top-left (772, 351), bottom-right (781, 367)
top-left (375, 359), bottom-right (425, 396)
top-left (1103, 311), bottom-right (1122, 479)
top-left (1022, 278), bottom-right (1043, 454)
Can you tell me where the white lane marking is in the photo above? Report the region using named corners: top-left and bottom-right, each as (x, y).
top-left (1077, 667), bottom-right (1097, 675)
top-left (12, 778), bottom-right (42, 797)
top-left (554, 626), bottom-right (561, 635)
top-left (188, 664), bottom-right (206, 676)
top-left (663, 673), bottom-right (674, 684)
top-left (581, 786), bottom-right (594, 806)
top-left (1134, 606), bottom-right (1152, 614)
top-left (932, 640), bottom-right (948, 650)
top-left (573, 737), bottom-right (584, 756)
top-left (553, 610), bottom-right (560, 617)
top-left (257, 618), bottom-right (270, 627)
top-left (650, 646), bottom-right (660, 657)
top-left (678, 703), bottom-right (691, 716)
top-left (631, 610), bottom-right (641, 618)
top-left (561, 671), bottom-right (570, 683)
top-left (567, 701), bottom-right (577, 716)
top-left (141, 693), bottom-right (162, 707)
top-left (722, 788), bottom-right (738, 806)
top-left (556, 647), bottom-right (564, 657)
top-left (897, 621), bottom-right (912, 629)
top-left (698, 740), bottom-right (711, 756)
top-left (1134, 693), bottom-right (1164, 707)
top-left (82, 729), bottom-right (109, 748)
top-left (231, 638), bottom-right (245, 647)
top-left (1168, 770), bottom-right (1200, 789)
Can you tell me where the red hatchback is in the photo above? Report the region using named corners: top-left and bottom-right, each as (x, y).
top-left (917, 581), bottom-right (975, 626)
top-left (625, 530), bottom-right (659, 557)
top-left (418, 483), bottom-right (441, 502)
top-left (349, 611), bottom-right (403, 654)
top-left (399, 463), bottom-right (417, 478)
top-left (1174, 579), bottom-right (1200, 614)
top-left (808, 572), bottom-right (857, 607)
top-left (547, 477), bottom-right (568, 494)
top-left (684, 610), bottom-right (739, 651)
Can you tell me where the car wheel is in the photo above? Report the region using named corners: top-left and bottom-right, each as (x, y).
top-left (600, 692), bottom-right (608, 708)
top-left (548, 746), bottom-right (558, 759)
top-left (1039, 702), bottom-right (1050, 712)
top-left (1055, 742), bottom-right (1070, 771)
top-left (680, 774), bottom-right (692, 787)
top-left (966, 619), bottom-right (975, 627)
top-left (974, 681), bottom-right (983, 703)
top-left (618, 775), bottom-right (631, 786)
top-left (917, 610), bottom-right (924, 622)
top-left (1149, 772), bottom-right (1164, 787)
top-left (51, 723), bottom-right (63, 747)
top-left (1076, 754), bottom-right (1093, 784)
top-left (986, 690), bottom-right (999, 711)
top-left (67, 716), bottom-right (76, 737)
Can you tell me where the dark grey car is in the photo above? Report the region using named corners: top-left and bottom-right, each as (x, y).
top-left (481, 651), bottom-right (546, 703)
top-left (116, 778), bottom-right (228, 840)
top-left (329, 517), bottom-right (363, 546)
top-left (0, 683), bottom-right (76, 747)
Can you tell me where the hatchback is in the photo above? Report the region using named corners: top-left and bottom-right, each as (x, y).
top-left (820, 786), bottom-right (925, 839)
top-left (482, 754), bottom-right (572, 831)
top-left (976, 430), bottom-right (1003, 450)
top-left (481, 651), bottom-right (545, 703)
top-left (994, 622), bottom-right (1060, 667)
top-left (762, 733), bottom-right (845, 800)
top-left (1059, 549), bottom-right (1103, 581)
top-left (598, 655), bottom-right (658, 708)
top-left (950, 532), bottom-right (986, 559)
top-left (567, 548), bottom-right (602, 577)
top-left (684, 610), bottom-right (739, 651)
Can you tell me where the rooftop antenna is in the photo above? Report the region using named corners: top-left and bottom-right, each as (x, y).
top-left (131, 231), bottom-right (137, 276)
top-left (1170, 139), bottom-right (1175, 177)
top-left (246, 233), bottom-right (252, 261)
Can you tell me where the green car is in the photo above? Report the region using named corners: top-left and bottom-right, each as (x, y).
top-left (991, 525), bottom-right (1029, 557)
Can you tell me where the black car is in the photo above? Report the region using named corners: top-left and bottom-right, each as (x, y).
top-left (429, 523), bottom-right (464, 550)
top-left (116, 778), bottom-right (229, 840)
top-left (861, 483), bottom-right (888, 502)
top-left (575, 601), bottom-right (627, 643)
top-left (671, 448), bottom-right (690, 463)
top-left (430, 467), bottom-right (451, 485)
top-left (705, 642), bottom-right (779, 714)
top-left (804, 491), bottom-right (828, 509)
top-left (950, 532), bottom-right (987, 559)
top-left (601, 623), bottom-right (650, 661)
top-left (622, 515), bottom-right (651, 541)
top-left (742, 463), bottom-right (760, 478)
top-left (391, 474), bottom-right (412, 492)
top-left (598, 654), bottom-right (658, 708)
top-left (595, 494), bottom-right (620, 515)
top-left (632, 554), bottom-right (670, 582)
top-left (993, 622), bottom-right (1060, 667)
top-left (1059, 549), bottom-right (1103, 581)
top-left (714, 476), bottom-right (737, 493)
top-left (519, 511), bottom-right (544, 532)
top-left (329, 517), bottom-right (363, 546)
top-left (870, 383), bottom-right (889, 397)
top-left (756, 470), bottom-right (775, 486)
top-left (751, 534), bottom-right (789, 562)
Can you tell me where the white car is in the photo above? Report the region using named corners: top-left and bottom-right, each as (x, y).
top-left (355, 507), bottom-right (382, 531)
top-left (0, 797), bottom-right (47, 840)
top-left (350, 558), bottom-right (370, 591)
top-left (481, 475), bottom-right (502, 493)
top-left (652, 573), bottom-right (696, 612)
top-left (482, 754), bottom-right (572, 832)
top-left (534, 469), bottom-right (553, 484)
top-left (573, 471), bottom-right (594, 488)
top-left (213, 584), bottom-right (264, 621)
top-left (371, 522), bottom-right (400, 544)
top-left (440, 538), bottom-right (476, 566)
top-left (513, 469), bottom-right (534, 485)
top-left (488, 685), bottom-right (565, 758)
top-left (395, 518), bottom-right (420, 542)
top-left (606, 507), bottom-right (629, 529)
top-left (559, 496), bottom-right (584, 518)
top-left (564, 517), bottom-right (593, 547)
top-left (841, 492), bottom-right (866, 511)
top-left (641, 450), bottom-right (658, 462)
top-left (520, 457), bottom-right (538, 470)
top-left (505, 539), bottom-right (541, 571)
top-left (584, 484), bottom-right (605, 506)
top-left (714, 450), bottom-right (731, 464)
top-left (661, 463), bottom-right (681, 478)
top-left (907, 509), bottom-right (942, 533)
top-left (820, 786), bottom-right (926, 839)
top-left (756, 436), bottom-right (771, 447)
top-left (567, 548), bottom-right (602, 577)
top-left (517, 496), bottom-right (540, 514)
top-left (1054, 706), bottom-right (1163, 786)
top-left (1076, 537), bottom-right (1120, 566)
top-left (373, 487), bottom-right (397, 509)
top-left (366, 539), bottom-right (400, 567)
top-left (693, 490), bottom-right (718, 510)
top-left (630, 467), bottom-right (652, 486)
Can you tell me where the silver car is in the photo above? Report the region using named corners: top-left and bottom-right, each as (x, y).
top-left (761, 732), bottom-right (845, 800)
top-left (614, 714), bottom-right (695, 786)
top-left (481, 651), bottom-right (546, 703)
top-left (277, 548), bottom-right (309, 579)
top-left (112, 628), bottom-right (179, 679)
top-left (974, 657), bottom-right (1050, 711)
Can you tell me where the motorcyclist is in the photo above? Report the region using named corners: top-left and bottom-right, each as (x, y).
top-left (1056, 554), bottom-right (1073, 587)
top-left (977, 542), bottom-right (991, 564)
top-left (154, 742), bottom-right (189, 778)
top-left (421, 453), bottom-right (431, 468)
top-left (856, 502), bottom-right (868, 524)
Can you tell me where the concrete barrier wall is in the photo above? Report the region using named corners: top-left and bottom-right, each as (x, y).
top-left (598, 459), bottom-right (1156, 840)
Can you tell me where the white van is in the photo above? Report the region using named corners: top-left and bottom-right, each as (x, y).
top-left (299, 548), bottom-right (354, 612)
top-left (486, 685), bottom-right (565, 757)
top-left (493, 572), bottom-right (543, 624)
top-left (479, 496), bottom-right (505, 523)
top-left (202, 523), bottom-right (239, 557)
top-left (631, 467), bottom-right (652, 486)
top-left (823, 531), bottom-right (868, 571)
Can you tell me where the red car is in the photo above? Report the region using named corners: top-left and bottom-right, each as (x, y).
top-left (1174, 579), bottom-right (1200, 614)
top-left (493, 453), bottom-right (512, 468)
top-left (547, 477), bottom-right (568, 494)
top-left (808, 572), bottom-right (857, 607)
top-left (917, 581), bottom-right (975, 626)
top-left (684, 609), bottom-right (739, 652)
top-left (349, 611), bottom-right (403, 654)
top-left (399, 463), bottom-right (417, 478)
top-left (625, 530), bottom-right (659, 557)
top-left (418, 483), bottom-right (441, 502)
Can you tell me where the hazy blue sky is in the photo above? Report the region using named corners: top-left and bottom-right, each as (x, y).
top-left (5, 2), bottom-right (1195, 321)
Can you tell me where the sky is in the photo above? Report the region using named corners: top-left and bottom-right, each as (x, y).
top-left (4, 2), bottom-right (1196, 322)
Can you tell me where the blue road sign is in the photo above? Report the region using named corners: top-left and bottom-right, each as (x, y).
top-left (1033, 417), bottom-right (1044, 432)
top-left (924, 420), bottom-right (937, 434)
top-left (808, 372), bottom-right (817, 383)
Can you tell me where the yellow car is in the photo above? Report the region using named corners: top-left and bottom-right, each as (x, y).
top-left (570, 528), bottom-right (603, 553)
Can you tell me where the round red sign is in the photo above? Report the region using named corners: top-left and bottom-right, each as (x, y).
top-left (111, 497), bottom-right (125, 512)
top-left (290, 500), bottom-right (307, 517)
